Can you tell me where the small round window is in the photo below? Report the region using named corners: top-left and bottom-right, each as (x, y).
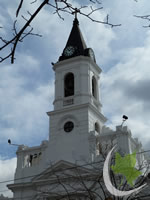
top-left (64, 121), bottom-right (74, 132)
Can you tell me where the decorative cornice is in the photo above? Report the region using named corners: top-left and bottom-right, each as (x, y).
top-left (53, 56), bottom-right (101, 73)
top-left (47, 103), bottom-right (107, 123)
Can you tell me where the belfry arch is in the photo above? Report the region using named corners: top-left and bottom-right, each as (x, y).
top-left (64, 72), bottom-right (74, 97)
top-left (95, 122), bottom-right (100, 133)
top-left (92, 76), bottom-right (97, 99)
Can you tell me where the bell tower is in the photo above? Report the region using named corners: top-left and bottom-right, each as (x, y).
top-left (46, 17), bottom-right (107, 164)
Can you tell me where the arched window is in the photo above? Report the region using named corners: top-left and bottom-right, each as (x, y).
top-left (64, 73), bottom-right (74, 97)
top-left (92, 76), bottom-right (97, 99)
top-left (95, 122), bottom-right (100, 133)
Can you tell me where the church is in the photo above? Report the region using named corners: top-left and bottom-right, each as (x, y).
top-left (7, 17), bottom-right (150, 200)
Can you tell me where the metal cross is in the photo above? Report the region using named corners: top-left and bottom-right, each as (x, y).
top-left (73, 8), bottom-right (80, 19)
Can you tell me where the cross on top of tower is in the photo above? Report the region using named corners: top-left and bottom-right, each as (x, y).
top-left (72, 8), bottom-right (80, 19)
top-left (72, 8), bottom-right (80, 26)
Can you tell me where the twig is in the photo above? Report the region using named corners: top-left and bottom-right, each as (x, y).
top-left (0, 0), bottom-right (48, 63)
top-left (31, 0), bottom-right (38, 4)
top-left (134, 14), bottom-right (150, 28)
top-left (16, 0), bottom-right (24, 17)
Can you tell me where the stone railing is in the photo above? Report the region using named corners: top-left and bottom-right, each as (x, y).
top-left (16, 140), bottom-right (48, 169)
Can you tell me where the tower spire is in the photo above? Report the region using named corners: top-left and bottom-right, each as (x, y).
top-left (58, 14), bottom-right (96, 63)
top-left (59, 13), bottom-right (87, 62)
top-left (73, 8), bottom-right (80, 26)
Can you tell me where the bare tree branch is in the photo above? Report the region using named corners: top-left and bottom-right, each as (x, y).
top-left (24, 147), bottom-right (150, 200)
top-left (134, 14), bottom-right (150, 28)
top-left (0, 0), bottom-right (121, 64)
top-left (31, 0), bottom-right (38, 4)
top-left (0, 0), bottom-right (49, 63)
top-left (16, 0), bottom-right (24, 17)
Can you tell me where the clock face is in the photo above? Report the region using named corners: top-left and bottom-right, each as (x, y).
top-left (64, 121), bottom-right (74, 132)
top-left (64, 46), bottom-right (75, 57)
top-left (89, 48), bottom-right (95, 61)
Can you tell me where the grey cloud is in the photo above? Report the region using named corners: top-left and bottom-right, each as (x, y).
top-left (125, 79), bottom-right (150, 103)
top-left (110, 78), bottom-right (150, 105)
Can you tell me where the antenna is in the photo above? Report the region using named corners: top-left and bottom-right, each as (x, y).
top-left (8, 139), bottom-right (20, 147)
top-left (121, 115), bottom-right (128, 126)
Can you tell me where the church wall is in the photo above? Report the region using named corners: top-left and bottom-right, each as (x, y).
top-left (46, 105), bottom-right (91, 163)
top-left (14, 142), bottom-right (48, 183)
top-left (12, 186), bottom-right (36, 200)
top-left (53, 56), bottom-right (102, 111)
top-left (88, 110), bottom-right (103, 134)
top-left (53, 57), bottom-right (90, 110)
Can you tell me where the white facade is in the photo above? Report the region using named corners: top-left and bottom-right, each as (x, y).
top-left (7, 19), bottom-right (150, 200)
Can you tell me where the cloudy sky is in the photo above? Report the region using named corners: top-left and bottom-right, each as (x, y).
top-left (0, 0), bottom-right (150, 197)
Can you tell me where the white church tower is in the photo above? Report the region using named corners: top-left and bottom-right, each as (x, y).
top-left (46, 17), bottom-right (107, 164)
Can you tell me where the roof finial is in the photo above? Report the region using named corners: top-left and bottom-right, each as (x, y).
top-left (72, 8), bottom-right (80, 25)
top-left (73, 8), bottom-right (80, 18)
